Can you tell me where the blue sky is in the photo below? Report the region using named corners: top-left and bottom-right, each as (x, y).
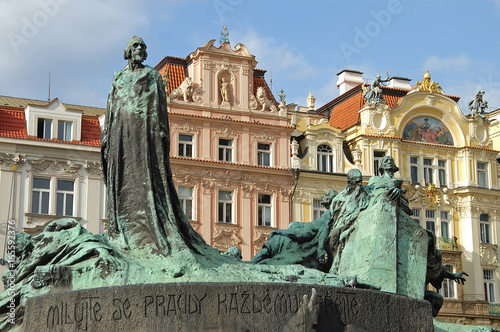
top-left (1, 0), bottom-right (500, 113)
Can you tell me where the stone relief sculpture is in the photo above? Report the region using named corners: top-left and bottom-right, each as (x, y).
top-left (192, 79), bottom-right (203, 103)
top-left (256, 86), bottom-right (278, 112)
top-left (249, 92), bottom-right (259, 110)
top-left (170, 76), bottom-right (193, 102)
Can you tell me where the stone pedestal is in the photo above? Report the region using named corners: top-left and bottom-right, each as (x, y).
top-left (337, 202), bottom-right (428, 299)
top-left (23, 283), bottom-right (433, 331)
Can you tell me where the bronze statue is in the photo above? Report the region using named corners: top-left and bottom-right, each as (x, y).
top-left (101, 36), bottom-right (209, 254)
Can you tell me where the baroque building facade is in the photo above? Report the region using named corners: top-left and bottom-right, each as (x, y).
top-left (155, 40), bottom-right (294, 260)
top-left (291, 69), bottom-right (500, 326)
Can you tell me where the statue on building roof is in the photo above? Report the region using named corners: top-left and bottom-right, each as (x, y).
top-left (468, 90), bottom-right (489, 121)
top-left (220, 26), bottom-right (230, 44)
top-left (416, 71), bottom-right (443, 94)
top-left (362, 73), bottom-right (390, 105)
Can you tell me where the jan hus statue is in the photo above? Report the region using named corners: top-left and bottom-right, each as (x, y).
top-left (101, 36), bottom-right (209, 254)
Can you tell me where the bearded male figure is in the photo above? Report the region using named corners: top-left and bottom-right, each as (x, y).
top-left (101, 37), bottom-right (209, 254)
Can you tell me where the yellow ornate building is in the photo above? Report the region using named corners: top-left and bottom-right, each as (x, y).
top-left (292, 69), bottom-right (500, 326)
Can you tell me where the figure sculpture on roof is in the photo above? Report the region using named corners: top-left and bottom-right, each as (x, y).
top-left (416, 71), bottom-right (443, 94)
top-left (468, 90), bottom-right (488, 121)
top-left (101, 36), bottom-right (211, 254)
top-left (170, 76), bottom-right (193, 102)
top-left (362, 73), bottom-right (389, 105)
top-left (256, 86), bottom-right (278, 112)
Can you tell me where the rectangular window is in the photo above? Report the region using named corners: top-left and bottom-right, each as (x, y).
top-left (218, 190), bottom-right (232, 223)
top-left (57, 121), bottom-right (72, 141)
top-left (484, 269), bottom-right (496, 303)
top-left (178, 186), bottom-right (193, 220)
top-left (425, 209), bottom-right (436, 233)
top-left (423, 158), bottom-right (433, 185)
top-left (412, 208), bottom-right (421, 225)
top-left (32, 177), bottom-right (50, 214)
top-left (56, 180), bottom-right (74, 216)
top-left (480, 214), bottom-right (491, 244)
top-left (410, 157), bottom-right (419, 183)
top-left (258, 194), bottom-right (272, 226)
top-left (438, 160), bottom-right (447, 187)
top-left (37, 118), bottom-right (52, 139)
top-left (218, 139), bottom-right (233, 162)
top-left (440, 265), bottom-right (456, 298)
top-left (178, 134), bottom-right (193, 158)
top-left (373, 151), bottom-right (386, 176)
top-left (478, 162), bottom-right (488, 188)
top-left (441, 211), bottom-right (450, 239)
top-left (257, 143), bottom-right (271, 166)
top-left (312, 199), bottom-right (326, 220)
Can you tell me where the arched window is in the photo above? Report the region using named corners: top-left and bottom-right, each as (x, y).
top-left (317, 144), bottom-right (333, 172)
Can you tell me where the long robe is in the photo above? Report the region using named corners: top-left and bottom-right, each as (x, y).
top-left (101, 65), bottom-right (207, 254)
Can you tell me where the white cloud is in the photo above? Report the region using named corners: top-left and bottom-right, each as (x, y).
top-left (234, 28), bottom-right (317, 80)
top-left (0, 0), bottom-right (152, 106)
top-left (422, 54), bottom-right (471, 73)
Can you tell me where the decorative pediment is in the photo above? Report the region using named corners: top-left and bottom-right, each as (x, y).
top-left (253, 129), bottom-right (277, 143)
top-left (215, 124), bottom-right (238, 137)
top-left (252, 227), bottom-right (273, 256)
top-left (468, 117), bottom-right (492, 147)
top-left (27, 158), bottom-right (82, 180)
top-left (213, 223), bottom-right (241, 251)
top-left (174, 120), bottom-right (200, 134)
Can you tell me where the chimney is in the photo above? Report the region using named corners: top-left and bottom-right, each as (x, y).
top-left (387, 76), bottom-right (412, 90)
top-left (337, 69), bottom-right (364, 95)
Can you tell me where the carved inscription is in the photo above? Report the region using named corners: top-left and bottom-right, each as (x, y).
top-left (217, 292), bottom-right (299, 315)
top-left (47, 296), bottom-right (102, 331)
top-left (43, 289), bottom-right (360, 330)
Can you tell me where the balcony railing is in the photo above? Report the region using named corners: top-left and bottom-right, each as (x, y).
top-left (489, 303), bottom-right (500, 316)
top-left (436, 237), bottom-right (458, 251)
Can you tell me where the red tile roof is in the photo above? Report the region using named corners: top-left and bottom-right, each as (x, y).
top-left (0, 109), bottom-right (27, 139)
top-left (253, 69), bottom-right (279, 107)
top-left (155, 57), bottom-right (187, 94)
top-left (318, 84), bottom-right (460, 132)
top-left (0, 108), bottom-right (101, 147)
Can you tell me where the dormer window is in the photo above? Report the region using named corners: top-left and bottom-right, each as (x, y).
top-left (37, 118), bottom-right (52, 139)
top-left (25, 99), bottom-right (82, 141)
top-left (58, 120), bottom-right (73, 141)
